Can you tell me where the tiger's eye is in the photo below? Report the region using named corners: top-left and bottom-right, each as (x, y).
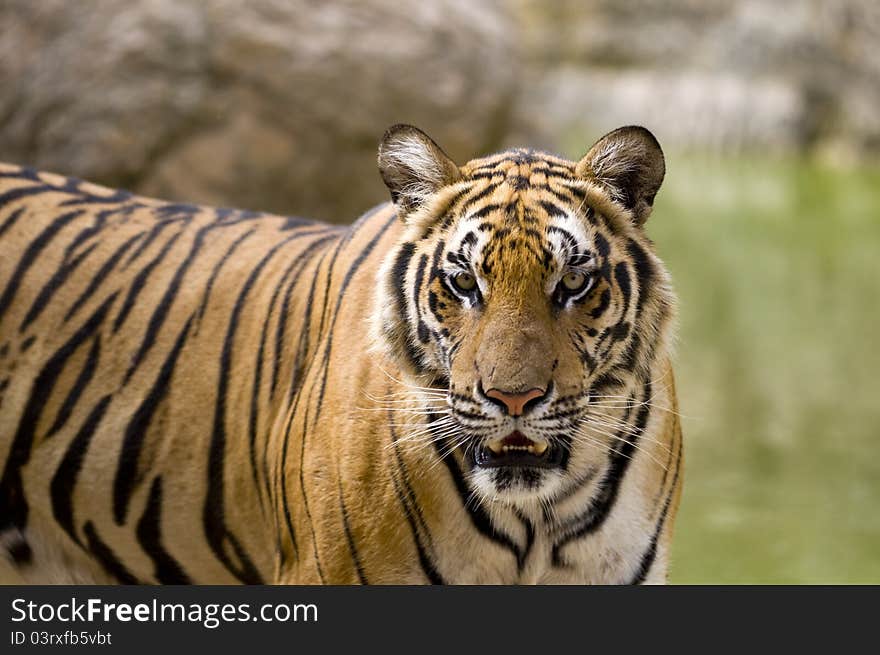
top-left (452, 272), bottom-right (477, 292)
top-left (561, 271), bottom-right (587, 291)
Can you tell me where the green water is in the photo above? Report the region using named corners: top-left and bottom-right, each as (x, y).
top-left (644, 155), bottom-right (880, 583)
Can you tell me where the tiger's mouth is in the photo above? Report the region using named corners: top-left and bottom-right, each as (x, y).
top-left (473, 431), bottom-right (562, 469)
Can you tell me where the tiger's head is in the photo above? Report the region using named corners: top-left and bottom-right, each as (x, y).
top-left (373, 124), bottom-right (675, 507)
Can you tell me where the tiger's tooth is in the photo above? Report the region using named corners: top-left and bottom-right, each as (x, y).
top-left (487, 441), bottom-right (503, 454)
top-left (532, 441), bottom-right (548, 455)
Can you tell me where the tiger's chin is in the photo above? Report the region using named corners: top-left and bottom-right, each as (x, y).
top-left (465, 434), bottom-right (568, 505)
top-left (467, 465), bottom-right (567, 506)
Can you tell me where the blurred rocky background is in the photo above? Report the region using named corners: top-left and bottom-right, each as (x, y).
top-left (511, 0), bottom-right (880, 162)
top-left (0, 0), bottom-right (518, 221)
top-left (1, 0), bottom-right (878, 584)
top-left (1, 0), bottom-right (878, 221)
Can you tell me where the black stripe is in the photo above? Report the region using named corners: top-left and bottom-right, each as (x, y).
top-left (45, 336), bottom-right (101, 437)
top-left (460, 182), bottom-right (500, 208)
top-left (0, 166), bottom-right (38, 180)
top-left (20, 241), bottom-right (99, 331)
top-left (551, 380), bottom-right (652, 566)
top-left (113, 316), bottom-right (193, 525)
top-left (151, 202), bottom-right (198, 218)
top-left (466, 203), bottom-right (501, 220)
top-left (50, 394), bottom-right (112, 547)
top-left (60, 205), bottom-right (130, 261)
top-left (204, 233), bottom-right (310, 584)
top-left (652, 414), bottom-right (679, 507)
top-left (513, 508), bottom-right (536, 573)
top-left (128, 220), bottom-right (304, 383)
top-left (113, 230), bottom-right (183, 334)
top-left (287, 203), bottom-right (380, 402)
top-left (391, 242), bottom-right (416, 326)
top-left (0, 184), bottom-right (52, 213)
top-left (428, 414), bottom-right (522, 565)
top-left (314, 214), bottom-right (397, 418)
top-left (194, 228), bottom-right (255, 325)
top-left (293, 402), bottom-right (326, 582)
top-left (266, 264), bottom-right (303, 398)
top-left (122, 225), bottom-right (211, 381)
top-left (314, 232), bottom-right (351, 341)
top-left (590, 288), bottom-right (611, 318)
top-left (271, 232), bottom-right (339, 394)
top-left (466, 170), bottom-right (502, 180)
top-left (546, 224), bottom-right (578, 250)
top-left (59, 187), bottom-right (132, 206)
top-left (413, 254), bottom-right (429, 343)
top-left (429, 238), bottom-right (446, 282)
top-left (629, 445), bottom-right (682, 584)
top-left (7, 537), bottom-right (32, 565)
top-left (250, 239), bottom-right (324, 518)
top-left (0, 292), bottom-right (117, 532)
top-left (616, 332), bottom-right (642, 372)
top-left (0, 207), bottom-right (25, 237)
top-left (83, 521), bottom-right (140, 584)
top-left (122, 219), bottom-right (177, 270)
top-left (546, 465), bottom-right (600, 509)
top-left (337, 476), bottom-right (368, 584)
top-left (389, 468), bottom-right (445, 584)
top-left (388, 242), bottom-right (425, 372)
top-left (614, 262), bottom-right (632, 315)
top-left (589, 371), bottom-right (625, 393)
top-left (279, 207), bottom-right (388, 578)
top-left (286, 245), bottom-right (336, 404)
top-left (277, 430), bottom-right (301, 564)
top-left (539, 200), bottom-right (566, 217)
top-left (543, 181), bottom-right (581, 205)
top-left (0, 209), bottom-right (83, 325)
top-left (279, 229), bottom-right (371, 570)
top-left (627, 239), bottom-right (655, 312)
top-left (257, 237), bottom-right (335, 527)
top-left (389, 419), bottom-right (445, 584)
top-left (135, 477), bottom-right (192, 584)
top-left (64, 231), bottom-right (145, 323)
top-left (259, 234), bottom-right (337, 524)
top-left (204, 230), bottom-right (307, 580)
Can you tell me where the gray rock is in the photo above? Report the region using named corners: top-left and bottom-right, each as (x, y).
top-left (0, 0), bottom-right (518, 221)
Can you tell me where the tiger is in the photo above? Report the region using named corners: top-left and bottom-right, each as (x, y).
top-left (0, 123), bottom-right (683, 585)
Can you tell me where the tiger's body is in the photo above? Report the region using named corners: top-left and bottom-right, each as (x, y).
top-left (0, 125), bottom-right (683, 584)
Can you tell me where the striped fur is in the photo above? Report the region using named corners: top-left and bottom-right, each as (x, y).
top-left (0, 125), bottom-right (682, 584)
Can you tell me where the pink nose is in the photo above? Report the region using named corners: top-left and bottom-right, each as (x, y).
top-left (485, 387), bottom-right (546, 417)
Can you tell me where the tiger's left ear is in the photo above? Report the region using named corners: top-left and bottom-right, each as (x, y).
top-left (378, 124), bottom-right (461, 217)
top-left (575, 126), bottom-right (665, 226)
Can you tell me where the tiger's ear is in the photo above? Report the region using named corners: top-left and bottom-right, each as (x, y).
top-left (378, 124), bottom-right (461, 216)
top-left (575, 126), bottom-right (665, 226)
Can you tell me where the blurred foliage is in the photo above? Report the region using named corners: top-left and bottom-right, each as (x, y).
top-left (636, 154), bottom-right (880, 583)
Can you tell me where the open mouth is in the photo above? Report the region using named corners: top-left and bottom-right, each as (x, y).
top-left (473, 431), bottom-right (562, 469)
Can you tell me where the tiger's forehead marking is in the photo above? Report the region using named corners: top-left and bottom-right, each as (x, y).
top-left (462, 148), bottom-right (576, 173)
top-left (443, 151), bottom-right (598, 286)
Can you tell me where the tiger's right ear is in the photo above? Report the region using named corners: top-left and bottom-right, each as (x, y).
top-left (378, 124), bottom-right (461, 216)
top-left (575, 126), bottom-right (665, 226)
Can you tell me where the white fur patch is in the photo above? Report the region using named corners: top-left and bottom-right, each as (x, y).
top-left (383, 134), bottom-right (449, 207)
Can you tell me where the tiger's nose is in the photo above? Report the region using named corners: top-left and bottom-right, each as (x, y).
top-left (483, 386), bottom-right (547, 417)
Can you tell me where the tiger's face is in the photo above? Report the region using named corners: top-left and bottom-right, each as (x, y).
top-left (375, 125), bottom-right (674, 507)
